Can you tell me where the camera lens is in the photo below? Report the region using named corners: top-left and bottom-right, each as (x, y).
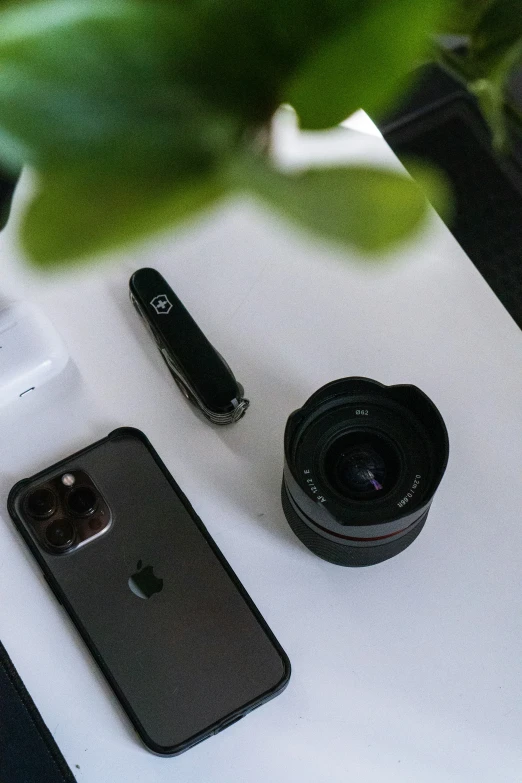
top-left (45, 519), bottom-right (74, 549)
top-left (67, 486), bottom-right (97, 517)
top-left (25, 488), bottom-right (56, 519)
top-left (282, 377), bottom-right (449, 567)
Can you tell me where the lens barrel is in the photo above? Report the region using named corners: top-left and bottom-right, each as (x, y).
top-left (282, 378), bottom-right (449, 567)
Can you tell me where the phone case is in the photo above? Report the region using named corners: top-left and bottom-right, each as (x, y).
top-left (8, 428), bottom-right (290, 755)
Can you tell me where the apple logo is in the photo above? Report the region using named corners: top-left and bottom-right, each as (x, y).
top-left (128, 560), bottom-right (163, 599)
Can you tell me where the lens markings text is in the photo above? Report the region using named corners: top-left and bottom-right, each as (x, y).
top-left (397, 475), bottom-right (421, 508)
top-left (303, 469), bottom-right (326, 503)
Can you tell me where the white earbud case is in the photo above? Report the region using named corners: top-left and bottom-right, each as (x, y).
top-left (0, 302), bottom-right (69, 406)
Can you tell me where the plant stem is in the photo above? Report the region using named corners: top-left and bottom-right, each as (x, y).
top-left (431, 39), bottom-right (478, 85)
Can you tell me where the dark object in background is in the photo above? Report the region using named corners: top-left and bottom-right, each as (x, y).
top-left (0, 166), bottom-right (18, 230)
top-left (8, 428), bottom-right (290, 755)
top-left (0, 638), bottom-right (76, 783)
top-left (130, 267), bottom-right (249, 424)
top-left (381, 64), bottom-right (522, 331)
top-left (281, 378), bottom-right (449, 567)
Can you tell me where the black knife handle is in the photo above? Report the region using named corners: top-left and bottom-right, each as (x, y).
top-left (129, 268), bottom-right (248, 423)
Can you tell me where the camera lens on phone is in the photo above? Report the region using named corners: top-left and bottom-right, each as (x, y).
top-left (45, 519), bottom-right (75, 549)
top-left (25, 488), bottom-right (56, 519)
top-left (282, 377), bottom-right (449, 567)
top-left (67, 486), bottom-right (98, 517)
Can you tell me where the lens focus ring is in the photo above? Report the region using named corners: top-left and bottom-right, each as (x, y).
top-left (282, 481), bottom-right (429, 566)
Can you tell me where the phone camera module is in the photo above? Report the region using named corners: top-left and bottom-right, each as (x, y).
top-left (67, 486), bottom-right (98, 517)
top-left (45, 518), bottom-right (75, 550)
top-left (25, 488), bottom-right (56, 519)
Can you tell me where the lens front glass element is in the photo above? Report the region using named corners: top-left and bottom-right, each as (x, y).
top-left (25, 488), bottom-right (56, 519)
top-left (67, 486), bottom-right (98, 517)
top-left (324, 431), bottom-right (401, 501)
top-left (45, 518), bottom-right (75, 549)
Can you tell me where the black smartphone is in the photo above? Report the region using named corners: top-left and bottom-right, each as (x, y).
top-left (7, 428), bottom-right (290, 755)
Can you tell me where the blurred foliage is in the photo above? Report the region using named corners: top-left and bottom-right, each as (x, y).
top-left (0, 0), bottom-right (518, 266)
top-left (443, 0), bottom-right (494, 34)
top-left (437, 0), bottom-right (522, 149)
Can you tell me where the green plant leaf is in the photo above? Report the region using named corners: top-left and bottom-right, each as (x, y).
top-left (232, 159), bottom-right (448, 254)
top-left (396, 157), bottom-right (454, 222)
top-left (0, 0), bottom-right (455, 267)
top-left (469, 35), bottom-right (522, 149)
top-left (471, 0), bottom-right (522, 69)
top-left (0, 0), bottom-right (235, 176)
top-left (285, 0), bottom-right (448, 130)
top-left (21, 166), bottom-right (227, 266)
top-left (179, 0), bottom-right (362, 127)
top-left (439, 0), bottom-right (493, 35)
top-left (467, 1), bottom-right (522, 150)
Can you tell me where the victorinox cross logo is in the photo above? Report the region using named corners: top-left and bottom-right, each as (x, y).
top-left (150, 294), bottom-right (173, 315)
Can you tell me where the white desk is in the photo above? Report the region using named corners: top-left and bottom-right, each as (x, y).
top-left (0, 124), bottom-right (521, 782)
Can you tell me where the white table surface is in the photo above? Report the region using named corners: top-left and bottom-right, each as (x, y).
top-left (0, 121), bottom-right (521, 783)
